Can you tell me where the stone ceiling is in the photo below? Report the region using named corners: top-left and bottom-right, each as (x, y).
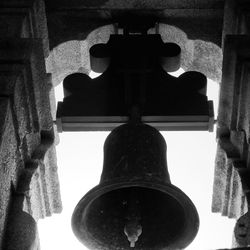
top-left (44, 0), bottom-right (225, 49)
top-left (45, 0), bottom-right (224, 9)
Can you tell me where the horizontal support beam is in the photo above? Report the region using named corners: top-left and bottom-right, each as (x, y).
top-left (56, 113), bottom-right (214, 132)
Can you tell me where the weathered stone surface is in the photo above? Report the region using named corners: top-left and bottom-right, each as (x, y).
top-left (47, 23), bottom-right (222, 89)
top-left (28, 135), bottom-right (62, 220)
top-left (0, 98), bottom-right (19, 250)
top-left (0, 1), bottom-right (62, 249)
top-left (44, 0), bottom-right (224, 49)
top-left (0, 0), bottom-right (49, 57)
top-left (212, 139), bottom-right (247, 218)
top-left (212, 34), bottom-right (250, 226)
top-left (46, 24), bottom-right (115, 86)
top-left (157, 24), bottom-right (222, 82)
top-left (46, 40), bottom-right (91, 86)
top-left (0, 37), bottom-right (63, 248)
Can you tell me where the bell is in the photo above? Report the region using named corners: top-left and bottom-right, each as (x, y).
top-left (71, 122), bottom-right (199, 250)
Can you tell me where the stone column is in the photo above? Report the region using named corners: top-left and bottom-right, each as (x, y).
top-left (212, 0), bottom-right (250, 248)
top-left (0, 0), bottom-right (62, 249)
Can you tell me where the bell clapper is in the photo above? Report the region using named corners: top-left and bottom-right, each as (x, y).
top-left (124, 217), bottom-right (142, 248)
top-left (124, 194), bottom-right (142, 248)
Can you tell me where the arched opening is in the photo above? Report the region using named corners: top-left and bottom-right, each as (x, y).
top-left (39, 24), bottom-right (235, 249)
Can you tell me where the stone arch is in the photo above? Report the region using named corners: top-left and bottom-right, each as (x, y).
top-left (150, 24), bottom-right (222, 82)
top-left (46, 23), bottom-right (222, 88)
top-left (46, 24), bottom-right (116, 87)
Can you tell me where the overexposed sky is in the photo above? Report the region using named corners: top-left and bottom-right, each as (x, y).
top-left (38, 71), bottom-right (235, 250)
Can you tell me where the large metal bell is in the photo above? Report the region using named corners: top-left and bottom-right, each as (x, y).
top-left (71, 122), bottom-right (199, 250)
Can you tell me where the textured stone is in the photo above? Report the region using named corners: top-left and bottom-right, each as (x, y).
top-left (212, 141), bottom-right (247, 218)
top-left (28, 140), bottom-right (62, 220)
top-left (46, 24), bottom-right (115, 86)
top-left (47, 23), bottom-right (222, 89)
top-left (3, 194), bottom-right (39, 250)
top-left (45, 0), bottom-right (224, 49)
top-left (46, 40), bottom-right (91, 86)
top-left (0, 0), bottom-right (49, 57)
top-left (212, 35), bottom-right (250, 227)
top-left (157, 23), bottom-right (222, 82)
top-left (0, 98), bottom-right (19, 250)
top-left (0, 1), bottom-right (62, 248)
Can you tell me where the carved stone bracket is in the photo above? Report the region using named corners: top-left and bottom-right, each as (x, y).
top-left (16, 130), bottom-right (62, 220)
top-left (212, 132), bottom-right (248, 218)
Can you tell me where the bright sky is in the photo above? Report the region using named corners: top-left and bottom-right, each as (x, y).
top-left (38, 70), bottom-right (235, 250)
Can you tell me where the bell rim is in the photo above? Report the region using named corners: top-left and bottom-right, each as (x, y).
top-left (72, 180), bottom-right (199, 249)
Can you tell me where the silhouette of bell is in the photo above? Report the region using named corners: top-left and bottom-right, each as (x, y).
top-left (71, 122), bottom-right (199, 250)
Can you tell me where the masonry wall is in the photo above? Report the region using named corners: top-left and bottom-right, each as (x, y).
top-left (0, 0), bottom-right (62, 249)
top-left (212, 0), bottom-right (250, 248)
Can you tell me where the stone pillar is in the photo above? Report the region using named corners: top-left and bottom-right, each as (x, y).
top-left (212, 0), bottom-right (250, 248)
top-left (0, 0), bottom-right (62, 249)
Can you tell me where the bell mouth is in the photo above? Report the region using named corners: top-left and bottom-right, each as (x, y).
top-left (72, 181), bottom-right (199, 250)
